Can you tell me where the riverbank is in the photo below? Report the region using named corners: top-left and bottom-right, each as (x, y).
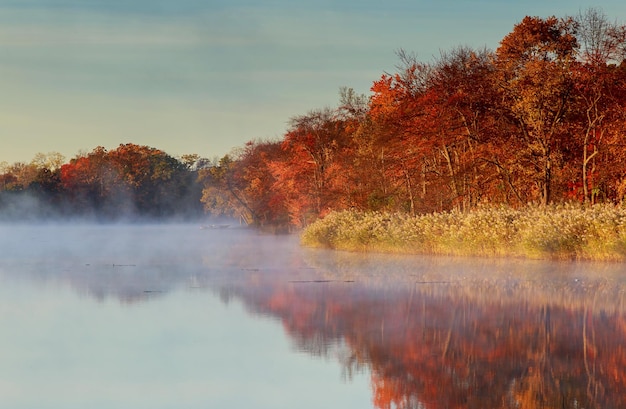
top-left (300, 203), bottom-right (626, 261)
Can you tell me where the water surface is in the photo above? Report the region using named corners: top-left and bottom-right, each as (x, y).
top-left (1, 224), bottom-right (625, 408)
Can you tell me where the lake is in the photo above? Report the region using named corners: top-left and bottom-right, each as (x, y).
top-left (1, 224), bottom-right (625, 408)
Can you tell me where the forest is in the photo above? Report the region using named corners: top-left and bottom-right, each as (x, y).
top-left (1, 9), bottom-right (626, 226)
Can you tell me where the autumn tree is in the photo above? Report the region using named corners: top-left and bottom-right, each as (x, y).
top-left (0, 162), bottom-right (39, 191)
top-left (0, 172), bottom-right (17, 192)
top-left (427, 46), bottom-right (518, 208)
top-left (569, 8), bottom-right (626, 203)
top-left (278, 108), bottom-right (353, 225)
top-left (60, 147), bottom-right (122, 216)
top-left (200, 152), bottom-right (259, 226)
top-left (0, 154), bottom-right (65, 219)
top-left (107, 143), bottom-right (192, 217)
top-left (200, 141), bottom-right (289, 227)
top-left (362, 48), bottom-right (508, 213)
top-left (495, 16), bottom-right (579, 205)
top-left (199, 155), bottom-right (241, 221)
top-left (239, 141), bottom-right (290, 227)
top-left (364, 55), bottom-right (439, 213)
top-left (59, 144), bottom-right (201, 219)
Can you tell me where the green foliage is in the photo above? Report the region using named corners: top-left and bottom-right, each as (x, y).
top-left (301, 203), bottom-right (626, 261)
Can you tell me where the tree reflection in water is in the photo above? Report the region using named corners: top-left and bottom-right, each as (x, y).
top-left (3, 226), bottom-right (625, 408)
top-left (219, 250), bottom-right (626, 409)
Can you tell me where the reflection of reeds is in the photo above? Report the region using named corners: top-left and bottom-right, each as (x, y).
top-left (301, 248), bottom-right (626, 314)
top-left (301, 203), bottom-right (626, 261)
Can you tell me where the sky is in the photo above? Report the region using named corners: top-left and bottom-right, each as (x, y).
top-left (1, 0), bottom-right (626, 165)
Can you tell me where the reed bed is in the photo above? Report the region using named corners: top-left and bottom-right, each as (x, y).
top-left (300, 203), bottom-right (626, 261)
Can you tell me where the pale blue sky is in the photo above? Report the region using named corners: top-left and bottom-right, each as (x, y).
top-left (1, 0), bottom-right (625, 164)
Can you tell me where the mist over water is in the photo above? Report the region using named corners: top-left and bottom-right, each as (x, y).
top-left (0, 222), bottom-right (285, 301)
top-left (0, 223), bottom-right (373, 409)
top-left (1, 222), bottom-right (626, 408)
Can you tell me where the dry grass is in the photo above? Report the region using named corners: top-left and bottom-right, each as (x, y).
top-left (300, 203), bottom-right (626, 261)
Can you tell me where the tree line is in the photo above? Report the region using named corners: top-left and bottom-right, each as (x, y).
top-left (208, 9), bottom-right (626, 228)
top-left (2, 9), bottom-right (626, 226)
top-left (0, 144), bottom-right (206, 221)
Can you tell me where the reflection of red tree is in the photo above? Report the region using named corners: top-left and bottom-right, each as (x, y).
top-left (232, 279), bottom-right (626, 409)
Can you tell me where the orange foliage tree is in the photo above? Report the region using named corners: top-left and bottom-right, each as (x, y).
top-left (200, 141), bottom-right (290, 228)
top-left (276, 108), bottom-right (354, 225)
top-left (494, 16), bottom-right (579, 205)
